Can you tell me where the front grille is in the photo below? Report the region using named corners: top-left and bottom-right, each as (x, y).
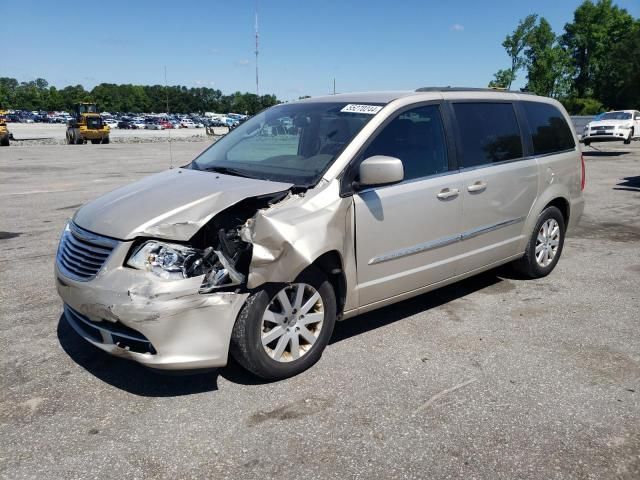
top-left (64, 305), bottom-right (156, 354)
top-left (592, 126), bottom-right (614, 131)
top-left (56, 222), bottom-right (118, 281)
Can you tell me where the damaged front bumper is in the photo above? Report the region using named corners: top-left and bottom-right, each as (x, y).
top-left (56, 241), bottom-right (248, 370)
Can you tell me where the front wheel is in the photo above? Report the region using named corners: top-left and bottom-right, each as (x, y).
top-left (624, 128), bottom-right (633, 145)
top-left (230, 267), bottom-right (336, 380)
top-left (512, 206), bottom-right (566, 279)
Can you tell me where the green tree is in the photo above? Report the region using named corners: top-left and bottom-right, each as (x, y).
top-left (0, 77), bottom-right (281, 113)
top-left (561, 0), bottom-right (635, 98)
top-left (490, 14), bottom-right (538, 89)
top-left (524, 18), bottom-right (573, 98)
top-left (488, 69), bottom-right (515, 89)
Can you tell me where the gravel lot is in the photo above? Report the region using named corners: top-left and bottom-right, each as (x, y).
top-left (0, 141), bottom-right (639, 479)
top-left (6, 123), bottom-right (228, 146)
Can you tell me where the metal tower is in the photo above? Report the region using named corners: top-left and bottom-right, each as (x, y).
top-left (255, 6), bottom-right (259, 97)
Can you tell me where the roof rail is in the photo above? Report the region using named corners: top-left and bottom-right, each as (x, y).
top-left (415, 86), bottom-right (533, 94)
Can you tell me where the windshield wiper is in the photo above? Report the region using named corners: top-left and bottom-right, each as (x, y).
top-left (200, 166), bottom-right (259, 179)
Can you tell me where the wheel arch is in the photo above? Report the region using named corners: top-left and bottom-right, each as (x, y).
top-left (307, 250), bottom-right (347, 318)
top-left (543, 197), bottom-right (570, 226)
top-left (519, 187), bottom-right (572, 254)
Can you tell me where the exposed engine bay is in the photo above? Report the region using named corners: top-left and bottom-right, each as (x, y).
top-left (188, 190), bottom-right (291, 292)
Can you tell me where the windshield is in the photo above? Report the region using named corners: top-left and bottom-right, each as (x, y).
top-left (600, 111), bottom-right (631, 120)
top-left (190, 102), bottom-right (383, 186)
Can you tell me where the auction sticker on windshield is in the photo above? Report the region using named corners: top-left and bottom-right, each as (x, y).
top-left (340, 104), bottom-right (383, 115)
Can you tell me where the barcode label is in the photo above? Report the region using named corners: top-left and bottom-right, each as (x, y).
top-left (340, 104), bottom-right (383, 115)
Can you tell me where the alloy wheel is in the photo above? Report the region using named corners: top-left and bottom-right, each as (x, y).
top-left (260, 283), bottom-right (325, 362)
top-left (535, 218), bottom-right (561, 267)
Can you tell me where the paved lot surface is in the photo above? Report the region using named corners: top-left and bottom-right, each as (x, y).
top-left (0, 141), bottom-right (639, 479)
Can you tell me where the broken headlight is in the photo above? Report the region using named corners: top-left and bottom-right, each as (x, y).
top-left (127, 241), bottom-right (208, 280)
top-left (127, 240), bottom-right (245, 290)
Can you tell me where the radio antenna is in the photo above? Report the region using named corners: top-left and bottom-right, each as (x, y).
top-left (164, 66), bottom-right (174, 169)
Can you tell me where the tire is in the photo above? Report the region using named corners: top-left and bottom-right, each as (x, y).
top-left (623, 128), bottom-right (633, 145)
top-left (102, 136), bottom-right (110, 144)
top-left (0, 135), bottom-right (9, 146)
top-left (513, 206), bottom-right (566, 279)
top-left (230, 266), bottom-right (337, 380)
top-left (75, 136), bottom-right (84, 145)
top-left (583, 140), bottom-right (590, 147)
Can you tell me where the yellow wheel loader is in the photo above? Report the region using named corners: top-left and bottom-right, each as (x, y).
top-left (0, 114), bottom-right (10, 146)
top-left (66, 103), bottom-right (110, 144)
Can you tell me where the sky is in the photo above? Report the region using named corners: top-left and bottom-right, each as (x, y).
top-left (4, 0), bottom-right (639, 101)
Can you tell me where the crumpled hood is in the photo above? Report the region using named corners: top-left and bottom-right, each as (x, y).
top-left (73, 168), bottom-right (292, 240)
top-left (588, 120), bottom-right (631, 128)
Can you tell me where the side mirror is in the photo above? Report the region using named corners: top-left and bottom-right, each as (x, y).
top-left (355, 155), bottom-right (404, 189)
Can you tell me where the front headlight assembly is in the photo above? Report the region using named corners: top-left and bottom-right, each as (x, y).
top-left (127, 240), bottom-right (244, 291)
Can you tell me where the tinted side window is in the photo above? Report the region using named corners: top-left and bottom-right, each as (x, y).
top-left (453, 103), bottom-right (523, 168)
top-left (363, 105), bottom-right (448, 181)
top-left (522, 102), bottom-right (575, 155)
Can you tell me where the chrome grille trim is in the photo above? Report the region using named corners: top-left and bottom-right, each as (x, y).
top-left (56, 222), bottom-right (119, 281)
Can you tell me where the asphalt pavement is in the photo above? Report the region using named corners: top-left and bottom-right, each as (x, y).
top-left (0, 141), bottom-right (638, 479)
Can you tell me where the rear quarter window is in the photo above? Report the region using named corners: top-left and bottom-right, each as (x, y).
top-left (452, 103), bottom-right (523, 168)
top-left (522, 102), bottom-right (575, 155)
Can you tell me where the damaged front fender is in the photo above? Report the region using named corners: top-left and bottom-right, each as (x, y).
top-left (241, 180), bottom-right (357, 310)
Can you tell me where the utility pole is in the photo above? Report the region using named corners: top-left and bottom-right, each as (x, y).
top-left (333, 77), bottom-right (336, 95)
top-left (255, 3), bottom-right (259, 97)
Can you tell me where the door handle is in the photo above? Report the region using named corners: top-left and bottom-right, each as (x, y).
top-left (467, 181), bottom-right (487, 193)
top-left (437, 188), bottom-right (459, 199)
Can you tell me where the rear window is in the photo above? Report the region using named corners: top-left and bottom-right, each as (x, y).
top-left (522, 102), bottom-right (575, 155)
top-left (453, 103), bottom-right (523, 168)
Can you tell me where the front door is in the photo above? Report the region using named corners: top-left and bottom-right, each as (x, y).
top-left (352, 104), bottom-right (463, 306)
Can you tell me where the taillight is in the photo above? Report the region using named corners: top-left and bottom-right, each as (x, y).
top-left (580, 154), bottom-right (586, 191)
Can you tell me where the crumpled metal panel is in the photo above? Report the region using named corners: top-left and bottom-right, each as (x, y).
top-left (56, 243), bottom-right (249, 369)
top-left (242, 179), bottom-right (358, 311)
top-left (73, 168), bottom-right (292, 240)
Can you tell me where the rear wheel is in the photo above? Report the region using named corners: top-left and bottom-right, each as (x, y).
top-left (230, 267), bottom-right (336, 380)
top-left (0, 135), bottom-right (9, 146)
top-left (513, 206), bottom-right (566, 279)
top-left (102, 136), bottom-right (110, 144)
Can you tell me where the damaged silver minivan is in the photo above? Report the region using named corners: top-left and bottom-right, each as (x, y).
top-left (56, 88), bottom-right (585, 379)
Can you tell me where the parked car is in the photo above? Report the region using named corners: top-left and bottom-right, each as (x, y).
top-left (55, 88), bottom-right (584, 380)
top-left (131, 119), bottom-right (146, 129)
top-left (581, 110), bottom-right (640, 146)
top-left (159, 119), bottom-right (174, 129)
top-left (180, 118), bottom-right (196, 128)
top-left (117, 119), bottom-right (134, 129)
top-left (145, 120), bottom-right (164, 130)
top-left (103, 119), bottom-right (118, 129)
